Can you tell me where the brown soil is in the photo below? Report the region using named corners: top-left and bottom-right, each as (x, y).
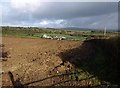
top-left (1, 37), bottom-right (84, 87)
top-left (1, 36), bottom-right (119, 87)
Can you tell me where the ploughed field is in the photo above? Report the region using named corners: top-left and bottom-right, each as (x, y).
top-left (1, 36), bottom-right (119, 87)
top-left (1, 37), bottom-right (83, 86)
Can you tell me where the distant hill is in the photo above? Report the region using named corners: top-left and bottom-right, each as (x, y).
top-left (1, 26), bottom-right (118, 32)
top-left (59, 27), bottom-right (118, 32)
top-left (59, 27), bottom-right (92, 31)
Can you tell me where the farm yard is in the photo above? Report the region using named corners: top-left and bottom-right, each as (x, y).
top-left (0, 27), bottom-right (119, 87)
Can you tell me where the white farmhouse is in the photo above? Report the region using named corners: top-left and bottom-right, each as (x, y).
top-left (42, 34), bottom-right (53, 39)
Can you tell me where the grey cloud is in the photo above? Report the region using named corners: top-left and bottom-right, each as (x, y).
top-left (1, 2), bottom-right (118, 30)
top-left (66, 12), bottom-right (118, 27)
top-left (34, 2), bottom-right (118, 19)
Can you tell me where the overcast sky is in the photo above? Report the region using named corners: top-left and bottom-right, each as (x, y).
top-left (0, 0), bottom-right (119, 30)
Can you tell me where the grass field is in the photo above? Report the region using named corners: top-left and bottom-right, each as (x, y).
top-left (1, 26), bottom-right (118, 41)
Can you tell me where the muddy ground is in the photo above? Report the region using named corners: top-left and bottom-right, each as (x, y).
top-left (1, 37), bottom-right (89, 87)
top-left (1, 36), bottom-right (119, 87)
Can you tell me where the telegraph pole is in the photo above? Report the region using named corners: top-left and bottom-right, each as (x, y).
top-left (104, 26), bottom-right (106, 36)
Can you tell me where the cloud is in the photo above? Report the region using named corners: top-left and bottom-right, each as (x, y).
top-left (11, 0), bottom-right (42, 12)
top-left (39, 19), bottom-right (67, 28)
top-left (8, 2), bottom-right (118, 19)
top-left (0, 1), bottom-right (118, 30)
top-left (66, 12), bottom-right (118, 29)
top-left (39, 19), bottom-right (64, 25)
top-left (39, 21), bottom-right (49, 25)
top-left (1, 0), bottom-right (120, 2)
top-left (32, 2), bottom-right (117, 19)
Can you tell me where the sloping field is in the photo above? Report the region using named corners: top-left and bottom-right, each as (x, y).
top-left (1, 36), bottom-right (119, 87)
top-left (1, 37), bottom-right (82, 86)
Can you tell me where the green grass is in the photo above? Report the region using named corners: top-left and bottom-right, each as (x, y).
top-left (2, 26), bottom-right (119, 41)
top-left (2, 30), bottom-right (87, 41)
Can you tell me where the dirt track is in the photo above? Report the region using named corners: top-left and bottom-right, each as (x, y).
top-left (1, 37), bottom-right (82, 86)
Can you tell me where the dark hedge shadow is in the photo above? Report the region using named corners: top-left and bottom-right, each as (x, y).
top-left (59, 36), bottom-right (120, 86)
